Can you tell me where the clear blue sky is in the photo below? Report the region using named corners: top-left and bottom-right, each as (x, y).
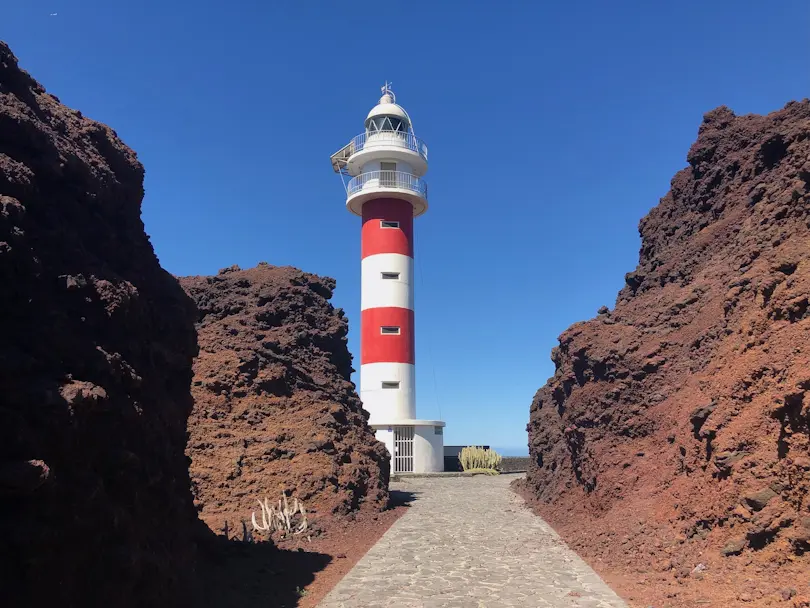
top-left (5, 1), bottom-right (807, 454)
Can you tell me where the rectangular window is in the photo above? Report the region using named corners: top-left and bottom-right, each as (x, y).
top-left (434, 426), bottom-right (443, 435)
top-left (381, 272), bottom-right (400, 280)
top-left (380, 326), bottom-right (400, 335)
top-left (382, 381), bottom-right (400, 389)
top-left (380, 162), bottom-right (396, 172)
top-left (380, 220), bottom-right (399, 229)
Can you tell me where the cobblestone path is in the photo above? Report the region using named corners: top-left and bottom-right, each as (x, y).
top-left (319, 474), bottom-right (627, 608)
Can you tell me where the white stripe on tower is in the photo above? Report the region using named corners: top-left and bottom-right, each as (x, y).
top-left (360, 253), bottom-right (414, 311)
top-left (360, 362), bottom-right (415, 421)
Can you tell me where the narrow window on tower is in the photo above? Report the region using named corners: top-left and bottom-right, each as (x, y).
top-left (381, 381), bottom-right (400, 389)
top-left (380, 326), bottom-right (401, 335)
top-left (381, 272), bottom-right (400, 280)
top-left (380, 220), bottom-right (400, 229)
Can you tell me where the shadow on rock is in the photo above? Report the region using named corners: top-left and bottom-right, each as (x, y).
top-left (197, 534), bottom-right (331, 608)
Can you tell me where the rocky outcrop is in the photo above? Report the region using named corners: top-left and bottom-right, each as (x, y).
top-left (0, 42), bottom-right (200, 606)
top-left (180, 264), bottom-right (389, 536)
top-left (523, 101), bottom-right (810, 605)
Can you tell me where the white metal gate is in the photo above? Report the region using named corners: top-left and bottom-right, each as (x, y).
top-left (393, 426), bottom-right (415, 473)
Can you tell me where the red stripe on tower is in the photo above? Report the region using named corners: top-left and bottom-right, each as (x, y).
top-left (361, 307), bottom-right (415, 364)
top-left (360, 197), bottom-right (415, 366)
top-left (361, 198), bottom-right (414, 258)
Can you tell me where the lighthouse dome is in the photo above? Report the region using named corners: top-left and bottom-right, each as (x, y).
top-left (365, 92), bottom-right (411, 133)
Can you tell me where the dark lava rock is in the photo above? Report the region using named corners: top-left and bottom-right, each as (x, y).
top-left (790, 517), bottom-right (810, 547)
top-left (179, 265), bottom-right (390, 534)
top-left (690, 402), bottom-right (717, 434)
top-left (0, 42), bottom-right (199, 606)
top-left (0, 458), bottom-right (51, 494)
top-left (721, 536), bottom-right (748, 556)
top-left (714, 450), bottom-right (746, 474)
top-left (521, 100), bottom-right (810, 600)
top-left (743, 487), bottom-right (778, 511)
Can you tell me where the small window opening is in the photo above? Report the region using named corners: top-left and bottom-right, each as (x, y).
top-left (381, 272), bottom-right (400, 280)
top-left (380, 326), bottom-right (401, 335)
top-left (434, 426), bottom-right (443, 435)
top-left (380, 220), bottom-right (400, 229)
top-left (381, 381), bottom-right (400, 389)
top-left (380, 161), bottom-right (397, 172)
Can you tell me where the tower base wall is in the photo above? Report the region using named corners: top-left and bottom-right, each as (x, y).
top-left (373, 421), bottom-right (445, 473)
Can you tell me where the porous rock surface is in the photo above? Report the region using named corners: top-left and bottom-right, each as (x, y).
top-left (180, 264), bottom-right (389, 536)
top-left (0, 41), bottom-right (200, 606)
top-left (523, 101), bottom-right (810, 606)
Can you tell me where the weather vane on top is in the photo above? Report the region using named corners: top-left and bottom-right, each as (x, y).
top-left (381, 81), bottom-right (395, 102)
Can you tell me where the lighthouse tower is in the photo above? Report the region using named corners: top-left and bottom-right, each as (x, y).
top-left (331, 84), bottom-right (445, 473)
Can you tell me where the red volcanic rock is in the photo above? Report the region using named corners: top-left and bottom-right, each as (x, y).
top-left (522, 100), bottom-right (810, 606)
top-left (179, 264), bottom-right (389, 537)
top-left (0, 42), bottom-right (200, 606)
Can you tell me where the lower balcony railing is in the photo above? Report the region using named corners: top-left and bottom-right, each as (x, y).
top-left (347, 171), bottom-right (428, 200)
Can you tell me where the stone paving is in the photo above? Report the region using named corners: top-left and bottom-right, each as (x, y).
top-left (319, 474), bottom-right (628, 608)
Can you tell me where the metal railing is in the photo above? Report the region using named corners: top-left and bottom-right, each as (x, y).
top-left (348, 130), bottom-right (428, 161)
top-left (347, 171), bottom-right (428, 200)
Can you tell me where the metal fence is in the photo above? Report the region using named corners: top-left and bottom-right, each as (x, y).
top-left (349, 130), bottom-right (428, 161)
top-left (347, 171), bottom-right (428, 200)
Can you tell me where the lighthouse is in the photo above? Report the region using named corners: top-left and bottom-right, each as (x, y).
top-left (331, 84), bottom-right (445, 473)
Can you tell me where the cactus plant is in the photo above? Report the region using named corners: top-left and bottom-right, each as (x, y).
top-left (251, 493), bottom-right (308, 538)
top-left (458, 446), bottom-right (502, 473)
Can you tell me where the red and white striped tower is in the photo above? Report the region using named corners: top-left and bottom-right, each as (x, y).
top-left (331, 84), bottom-right (445, 473)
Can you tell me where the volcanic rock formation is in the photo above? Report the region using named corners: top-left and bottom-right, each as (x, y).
top-left (180, 264), bottom-right (390, 536)
top-left (0, 42), bottom-right (200, 606)
top-left (524, 101), bottom-right (810, 605)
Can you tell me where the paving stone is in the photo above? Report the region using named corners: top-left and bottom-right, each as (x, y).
top-left (319, 475), bottom-right (627, 608)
